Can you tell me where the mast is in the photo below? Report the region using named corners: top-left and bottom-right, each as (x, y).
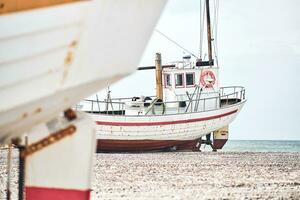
top-left (196, 0), bottom-right (214, 67)
top-left (205, 0), bottom-right (213, 64)
top-left (155, 53), bottom-right (163, 100)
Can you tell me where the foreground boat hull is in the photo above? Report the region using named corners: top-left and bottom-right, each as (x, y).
top-left (0, 0), bottom-right (167, 144)
top-left (24, 112), bottom-right (96, 200)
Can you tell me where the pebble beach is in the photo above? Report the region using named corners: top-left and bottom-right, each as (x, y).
top-left (1, 150), bottom-right (299, 199)
top-left (93, 152), bottom-right (300, 199)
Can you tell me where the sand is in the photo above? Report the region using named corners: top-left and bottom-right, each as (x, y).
top-left (0, 150), bottom-right (299, 199)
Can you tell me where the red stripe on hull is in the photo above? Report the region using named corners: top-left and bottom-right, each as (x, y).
top-left (26, 187), bottom-right (90, 200)
top-left (96, 109), bottom-right (238, 126)
top-left (97, 139), bottom-right (200, 152)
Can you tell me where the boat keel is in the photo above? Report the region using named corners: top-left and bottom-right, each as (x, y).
top-left (212, 126), bottom-right (229, 149)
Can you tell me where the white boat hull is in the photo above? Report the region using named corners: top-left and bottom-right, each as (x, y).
top-left (0, 0), bottom-right (167, 144)
top-left (92, 101), bottom-right (246, 151)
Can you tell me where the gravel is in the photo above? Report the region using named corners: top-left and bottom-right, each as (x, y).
top-left (0, 150), bottom-right (299, 199)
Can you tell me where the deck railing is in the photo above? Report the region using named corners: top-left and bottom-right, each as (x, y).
top-left (76, 86), bottom-right (246, 116)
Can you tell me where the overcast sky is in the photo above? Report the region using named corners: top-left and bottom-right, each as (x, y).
top-left (98, 0), bottom-right (300, 140)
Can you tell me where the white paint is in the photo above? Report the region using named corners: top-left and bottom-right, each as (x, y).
top-left (92, 101), bottom-right (245, 141)
top-left (0, 0), bottom-right (167, 144)
top-left (25, 112), bottom-right (96, 190)
top-left (162, 65), bottom-right (219, 102)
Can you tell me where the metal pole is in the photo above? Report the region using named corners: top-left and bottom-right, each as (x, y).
top-left (205, 0), bottom-right (213, 63)
top-left (96, 94), bottom-right (101, 113)
top-left (25, 135), bottom-right (28, 148)
top-left (6, 143), bottom-right (12, 200)
top-left (18, 146), bottom-right (25, 200)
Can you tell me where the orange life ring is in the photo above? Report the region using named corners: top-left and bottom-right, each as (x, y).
top-left (200, 70), bottom-right (216, 88)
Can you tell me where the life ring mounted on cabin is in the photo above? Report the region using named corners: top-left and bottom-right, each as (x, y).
top-left (151, 99), bottom-right (166, 115)
top-left (200, 70), bottom-right (216, 88)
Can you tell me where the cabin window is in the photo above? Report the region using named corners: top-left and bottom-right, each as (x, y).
top-left (175, 73), bottom-right (184, 87)
top-left (186, 73), bottom-right (195, 86)
top-left (164, 74), bottom-right (172, 87)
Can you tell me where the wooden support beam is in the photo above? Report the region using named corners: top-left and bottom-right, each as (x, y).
top-left (155, 53), bottom-right (163, 100)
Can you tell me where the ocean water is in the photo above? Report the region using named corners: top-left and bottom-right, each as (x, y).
top-left (221, 140), bottom-right (300, 152)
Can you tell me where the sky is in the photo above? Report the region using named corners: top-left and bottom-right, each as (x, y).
top-left (97, 0), bottom-right (300, 140)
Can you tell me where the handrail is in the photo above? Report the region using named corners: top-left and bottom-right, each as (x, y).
top-left (84, 99), bottom-right (125, 105)
top-left (110, 95), bottom-right (156, 101)
top-left (77, 86), bottom-right (246, 116)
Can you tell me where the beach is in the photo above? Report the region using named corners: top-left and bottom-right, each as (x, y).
top-left (93, 152), bottom-right (300, 199)
top-left (1, 150), bottom-right (299, 199)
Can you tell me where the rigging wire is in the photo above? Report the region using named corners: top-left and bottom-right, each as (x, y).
top-left (216, 0), bottom-right (220, 57)
top-left (214, 0), bottom-right (219, 54)
top-left (199, 0), bottom-right (220, 67)
top-left (199, 0), bottom-right (202, 58)
top-left (211, 0), bottom-right (219, 67)
top-left (155, 0), bottom-right (220, 65)
top-left (216, 0), bottom-right (220, 67)
top-left (155, 29), bottom-right (199, 59)
top-left (199, 0), bottom-right (202, 59)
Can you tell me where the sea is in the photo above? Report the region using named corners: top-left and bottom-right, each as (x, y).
top-left (219, 140), bottom-right (300, 152)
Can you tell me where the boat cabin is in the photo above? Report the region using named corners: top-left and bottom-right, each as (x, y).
top-left (161, 61), bottom-right (219, 103)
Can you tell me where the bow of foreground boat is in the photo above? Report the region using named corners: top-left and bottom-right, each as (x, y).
top-left (0, 1), bottom-right (167, 199)
top-left (0, 0), bottom-right (167, 144)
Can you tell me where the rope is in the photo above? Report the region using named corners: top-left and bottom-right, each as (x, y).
top-left (199, 0), bottom-right (202, 58)
top-left (211, 0), bottom-right (219, 67)
top-left (155, 29), bottom-right (199, 59)
top-left (216, 0), bottom-right (220, 66)
top-left (214, 0), bottom-right (219, 61)
top-left (155, 0), bottom-right (220, 66)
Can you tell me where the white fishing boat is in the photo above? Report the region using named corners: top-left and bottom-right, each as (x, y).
top-left (0, 0), bottom-right (166, 199)
top-left (78, 0), bottom-right (247, 152)
top-left (81, 55), bottom-right (246, 152)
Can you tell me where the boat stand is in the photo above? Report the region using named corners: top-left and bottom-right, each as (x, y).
top-left (201, 133), bottom-right (217, 152)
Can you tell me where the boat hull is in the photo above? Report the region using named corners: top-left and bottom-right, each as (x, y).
top-left (213, 139), bottom-right (228, 149)
top-left (93, 101), bottom-right (246, 152)
top-left (0, 0), bottom-right (167, 144)
top-left (24, 112), bottom-right (96, 200)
